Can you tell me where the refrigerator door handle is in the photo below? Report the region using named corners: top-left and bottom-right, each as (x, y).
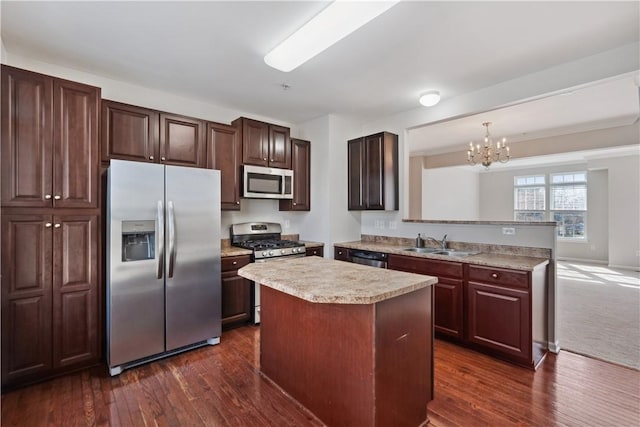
top-left (156, 200), bottom-right (165, 279)
top-left (167, 200), bottom-right (176, 278)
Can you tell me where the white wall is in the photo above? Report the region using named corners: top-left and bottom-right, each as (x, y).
top-left (589, 155), bottom-right (640, 270)
top-left (422, 167), bottom-right (479, 220)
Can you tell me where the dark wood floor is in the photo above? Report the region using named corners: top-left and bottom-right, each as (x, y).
top-left (2, 326), bottom-right (639, 426)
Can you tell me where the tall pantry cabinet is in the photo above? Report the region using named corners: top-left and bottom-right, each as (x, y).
top-left (1, 65), bottom-right (101, 388)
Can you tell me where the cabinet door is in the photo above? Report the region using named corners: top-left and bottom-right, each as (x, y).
top-left (52, 215), bottom-right (99, 368)
top-left (207, 122), bottom-right (241, 210)
top-left (434, 278), bottom-right (464, 339)
top-left (347, 138), bottom-right (365, 210)
top-left (53, 79), bottom-right (100, 208)
top-left (467, 281), bottom-right (530, 361)
top-left (240, 118), bottom-right (269, 166)
top-left (268, 124), bottom-right (291, 169)
top-left (1, 214), bottom-right (53, 385)
top-left (365, 133), bottom-right (384, 209)
top-left (221, 271), bottom-right (252, 329)
top-left (160, 113), bottom-right (205, 168)
top-left (101, 100), bottom-right (159, 164)
top-left (280, 139), bottom-right (310, 211)
top-left (1, 66), bottom-right (54, 208)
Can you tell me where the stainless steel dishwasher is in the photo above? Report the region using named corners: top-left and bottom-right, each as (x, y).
top-left (349, 249), bottom-right (388, 268)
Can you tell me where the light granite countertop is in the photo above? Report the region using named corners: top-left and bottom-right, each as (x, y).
top-left (334, 241), bottom-right (549, 271)
top-left (238, 256), bottom-right (437, 305)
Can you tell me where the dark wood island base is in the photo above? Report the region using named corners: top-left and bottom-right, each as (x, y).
top-left (260, 285), bottom-right (433, 427)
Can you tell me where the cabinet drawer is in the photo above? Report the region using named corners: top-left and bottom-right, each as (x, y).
top-left (388, 254), bottom-right (463, 278)
top-left (221, 255), bottom-right (251, 272)
top-left (468, 265), bottom-right (529, 289)
top-left (334, 246), bottom-right (350, 261)
top-left (306, 246), bottom-right (324, 257)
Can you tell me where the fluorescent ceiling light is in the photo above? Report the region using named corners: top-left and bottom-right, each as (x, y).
top-left (419, 91), bottom-right (441, 107)
top-left (264, 0), bottom-right (400, 72)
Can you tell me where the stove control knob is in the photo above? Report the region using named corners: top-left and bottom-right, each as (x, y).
top-left (262, 251), bottom-right (268, 257)
top-left (294, 248), bottom-right (300, 253)
top-left (269, 251), bottom-right (274, 256)
top-left (281, 250), bottom-right (286, 254)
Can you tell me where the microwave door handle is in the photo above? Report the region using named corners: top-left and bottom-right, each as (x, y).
top-left (156, 200), bottom-right (164, 279)
top-left (167, 201), bottom-right (176, 278)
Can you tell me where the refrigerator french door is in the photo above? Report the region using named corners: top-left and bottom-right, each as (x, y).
top-left (107, 160), bottom-right (221, 376)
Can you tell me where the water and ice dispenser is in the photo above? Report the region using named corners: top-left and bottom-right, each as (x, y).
top-left (121, 220), bottom-right (156, 262)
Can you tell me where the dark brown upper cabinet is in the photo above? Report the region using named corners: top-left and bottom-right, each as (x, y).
top-left (206, 121), bottom-right (241, 210)
top-left (280, 139), bottom-right (310, 211)
top-left (101, 100), bottom-right (159, 163)
top-left (1, 65), bottom-right (100, 209)
top-left (101, 101), bottom-right (206, 168)
top-left (348, 131), bottom-right (398, 211)
top-left (232, 117), bottom-right (291, 169)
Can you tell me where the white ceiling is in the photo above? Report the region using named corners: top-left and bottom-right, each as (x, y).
top-left (1, 1), bottom-right (639, 130)
top-left (409, 75), bottom-right (640, 156)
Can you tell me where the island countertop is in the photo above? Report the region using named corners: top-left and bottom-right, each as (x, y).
top-left (238, 256), bottom-right (437, 305)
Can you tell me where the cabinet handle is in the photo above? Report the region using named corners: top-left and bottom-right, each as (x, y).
top-left (45, 222), bottom-right (52, 228)
top-left (45, 194), bottom-right (52, 200)
top-left (293, 202), bottom-right (297, 206)
top-left (270, 159), bottom-right (274, 162)
top-left (161, 157), bottom-right (166, 161)
top-left (236, 201), bottom-right (240, 205)
top-left (54, 223), bottom-right (61, 228)
top-left (491, 273), bottom-right (498, 278)
top-left (263, 157), bottom-right (267, 161)
top-left (149, 156), bottom-right (154, 160)
top-left (232, 261), bottom-right (237, 265)
top-left (338, 251), bottom-right (342, 255)
top-left (54, 195), bottom-right (61, 200)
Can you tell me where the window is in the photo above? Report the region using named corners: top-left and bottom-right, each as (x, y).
top-left (551, 172), bottom-right (587, 239)
top-left (514, 175), bottom-right (545, 221)
top-left (513, 172), bottom-right (588, 239)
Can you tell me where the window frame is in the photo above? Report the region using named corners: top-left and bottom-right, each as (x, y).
top-left (513, 174), bottom-right (546, 222)
top-left (513, 171), bottom-right (588, 241)
top-left (550, 172), bottom-right (588, 240)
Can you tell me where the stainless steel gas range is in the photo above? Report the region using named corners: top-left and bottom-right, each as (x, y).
top-left (230, 222), bottom-right (305, 324)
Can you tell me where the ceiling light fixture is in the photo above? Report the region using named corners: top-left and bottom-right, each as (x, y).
top-left (419, 90), bottom-right (441, 107)
top-left (467, 122), bottom-right (510, 169)
top-left (264, 0), bottom-right (399, 72)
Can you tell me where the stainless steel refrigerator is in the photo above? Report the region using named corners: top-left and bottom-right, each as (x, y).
top-left (107, 160), bottom-right (221, 376)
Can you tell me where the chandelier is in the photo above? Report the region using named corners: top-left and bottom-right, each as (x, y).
top-left (467, 122), bottom-right (510, 169)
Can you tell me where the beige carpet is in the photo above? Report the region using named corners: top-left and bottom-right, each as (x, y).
top-left (558, 261), bottom-right (640, 370)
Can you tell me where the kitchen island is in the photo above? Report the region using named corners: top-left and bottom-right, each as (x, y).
top-left (238, 257), bottom-right (438, 427)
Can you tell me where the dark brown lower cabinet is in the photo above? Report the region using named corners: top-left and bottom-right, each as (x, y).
top-left (1, 212), bottom-right (99, 388)
top-left (333, 246), bottom-right (350, 261)
top-left (467, 281), bottom-right (530, 361)
top-left (221, 255), bottom-right (252, 330)
top-left (387, 254), bottom-right (464, 340)
top-left (387, 254), bottom-right (548, 369)
top-left (306, 246), bottom-right (324, 257)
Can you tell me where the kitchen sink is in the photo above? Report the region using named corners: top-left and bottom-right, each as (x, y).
top-left (403, 248), bottom-right (480, 257)
top-left (433, 250), bottom-right (480, 257)
top-left (403, 247), bottom-right (442, 253)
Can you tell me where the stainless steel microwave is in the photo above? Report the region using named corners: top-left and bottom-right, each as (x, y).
top-left (243, 165), bottom-right (293, 199)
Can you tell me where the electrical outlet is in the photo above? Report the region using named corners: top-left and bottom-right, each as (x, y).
top-left (389, 221), bottom-right (397, 230)
top-left (502, 227), bottom-right (516, 235)
top-left (284, 220), bottom-right (290, 229)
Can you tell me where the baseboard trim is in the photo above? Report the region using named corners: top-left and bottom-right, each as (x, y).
top-left (548, 340), bottom-right (561, 354)
top-left (557, 257), bottom-right (607, 264)
top-left (608, 263), bottom-right (640, 272)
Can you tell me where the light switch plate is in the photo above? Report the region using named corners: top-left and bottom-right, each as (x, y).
top-left (502, 227), bottom-right (516, 235)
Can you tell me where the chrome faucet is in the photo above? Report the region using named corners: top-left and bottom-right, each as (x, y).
top-left (425, 234), bottom-right (447, 250)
